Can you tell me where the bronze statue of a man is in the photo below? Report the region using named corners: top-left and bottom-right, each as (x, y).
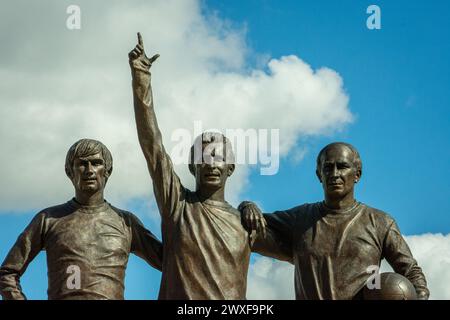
top-left (129, 33), bottom-right (252, 299)
top-left (240, 142), bottom-right (430, 300)
top-left (0, 139), bottom-right (163, 300)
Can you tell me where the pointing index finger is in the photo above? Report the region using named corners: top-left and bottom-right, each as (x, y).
top-left (137, 32), bottom-right (144, 46)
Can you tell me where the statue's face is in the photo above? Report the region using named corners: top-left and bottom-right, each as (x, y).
top-left (317, 145), bottom-right (360, 199)
top-left (70, 152), bottom-right (107, 195)
top-left (193, 142), bottom-right (234, 191)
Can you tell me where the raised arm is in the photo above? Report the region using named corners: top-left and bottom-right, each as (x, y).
top-left (129, 32), bottom-right (161, 162)
top-left (382, 220), bottom-right (430, 300)
top-left (0, 213), bottom-right (46, 300)
top-left (129, 33), bottom-right (183, 218)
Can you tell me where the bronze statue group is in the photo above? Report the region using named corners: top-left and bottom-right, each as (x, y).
top-left (0, 33), bottom-right (429, 300)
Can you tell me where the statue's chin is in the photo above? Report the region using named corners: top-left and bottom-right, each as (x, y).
top-left (326, 189), bottom-right (346, 199)
top-left (200, 181), bottom-right (222, 191)
top-left (79, 185), bottom-right (99, 193)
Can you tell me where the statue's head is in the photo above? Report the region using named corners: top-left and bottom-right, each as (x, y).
top-left (315, 142), bottom-right (362, 200)
top-left (188, 132), bottom-right (235, 193)
top-left (65, 139), bottom-right (113, 195)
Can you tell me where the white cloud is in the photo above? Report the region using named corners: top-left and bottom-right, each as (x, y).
top-left (0, 0), bottom-right (351, 212)
top-left (247, 256), bottom-right (295, 300)
top-left (247, 233), bottom-right (450, 300)
top-left (380, 233), bottom-right (450, 300)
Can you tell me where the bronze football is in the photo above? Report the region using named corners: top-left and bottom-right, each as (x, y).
top-left (363, 272), bottom-right (417, 300)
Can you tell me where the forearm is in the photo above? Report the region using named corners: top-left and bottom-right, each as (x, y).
top-left (239, 202), bottom-right (295, 263)
top-left (252, 212), bottom-right (294, 263)
top-left (404, 264), bottom-right (429, 299)
top-left (389, 248), bottom-right (429, 299)
top-left (130, 214), bottom-right (163, 271)
top-left (131, 68), bottom-right (165, 167)
top-left (252, 231), bottom-right (293, 263)
top-left (389, 254), bottom-right (429, 299)
top-left (0, 243), bottom-right (33, 300)
top-left (0, 267), bottom-right (26, 300)
top-left (0, 213), bottom-right (45, 300)
top-left (384, 222), bottom-right (430, 299)
top-left (131, 67), bottom-right (184, 221)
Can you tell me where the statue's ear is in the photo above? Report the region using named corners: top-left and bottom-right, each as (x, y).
top-left (65, 166), bottom-right (73, 179)
top-left (355, 167), bottom-right (362, 183)
top-left (227, 164), bottom-right (235, 177)
top-left (105, 166), bottom-right (113, 179)
top-left (316, 169), bottom-right (322, 183)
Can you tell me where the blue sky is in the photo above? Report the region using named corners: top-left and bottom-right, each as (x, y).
top-left (0, 0), bottom-right (449, 299)
top-left (206, 0), bottom-right (450, 235)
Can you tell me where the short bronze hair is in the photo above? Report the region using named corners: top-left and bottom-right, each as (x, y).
top-left (316, 142), bottom-right (362, 174)
top-left (65, 139), bottom-right (113, 179)
top-left (188, 132), bottom-right (235, 176)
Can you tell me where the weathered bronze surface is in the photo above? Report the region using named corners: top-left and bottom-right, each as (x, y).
top-left (0, 139), bottom-right (163, 300)
top-left (240, 142), bottom-right (430, 300)
top-left (129, 33), bottom-right (251, 300)
top-left (1, 32), bottom-right (429, 301)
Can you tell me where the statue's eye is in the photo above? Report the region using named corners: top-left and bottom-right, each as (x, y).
top-left (77, 161), bottom-right (87, 167)
top-left (337, 163), bottom-right (351, 169)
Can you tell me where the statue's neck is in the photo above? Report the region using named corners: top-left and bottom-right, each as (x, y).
top-left (324, 191), bottom-right (356, 210)
top-left (75, 191), bottom-right (105, 207)
top-left (196, 187), bottom-right (226, 203)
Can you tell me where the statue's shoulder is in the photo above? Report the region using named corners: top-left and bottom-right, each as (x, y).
top-left (287, 202), bottom-right (321, 214)
top-left (109, 204), bottom-right (134, 219)
top-left (38, 201), bottom-right (76, 219)
top-left (280, 202), bottom-right (321, 224)
top-left (359, 203), bottom-right (395, 224)
top-left (108, 204), bottom-right (143, 225)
